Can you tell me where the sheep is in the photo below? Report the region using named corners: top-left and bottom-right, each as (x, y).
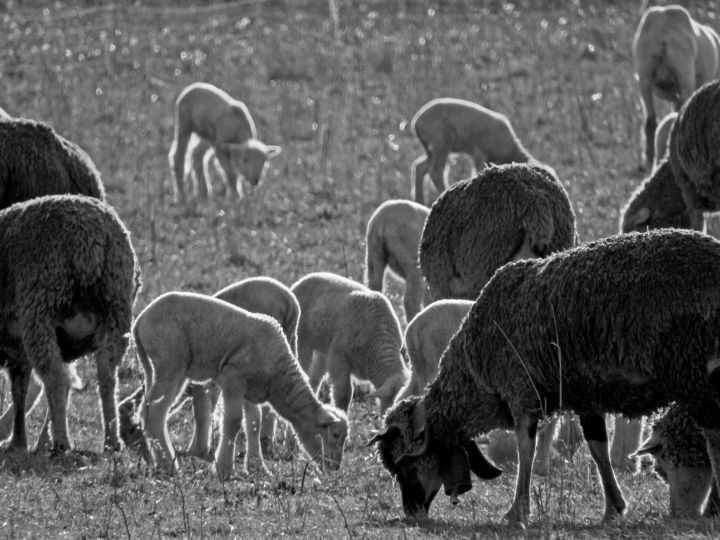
top-left (669, 79), bottom-right (720, 229)
top-left (652, 112), bottom-right (677, 170)
top-left (365, 199), bottom-right (431, 322)
top-left (419, 162), bottom-right (576, 300)
top-left (371, 228), bottom-right (720, 524)
top-left (168, 82), bottom-right (281, 206)
top-left (633, 404), bottom-right (720, 517)
top-left (0, 195), bottom-right (140, 455)
top-left (633, 5), bottom-right (720, 168)
top-left (397, 298), bottom-right (575, 477)
top-left (133, 291), bottom-right (347, 480)
top-left (0, 117), bottom-right (105, 208)
top-left (620, 159), bottom-right (701, 234)
top-left (0, 106), bottom-right (10, 119)
top-left (291, 272), bottom-right (408, 413)
top-left (410, 98), bottom-right (534, 205)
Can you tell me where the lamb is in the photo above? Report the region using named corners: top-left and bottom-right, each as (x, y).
top-left (619, 159), bottom-right (701, 233)
top-left (134, 291), bottom-right (347, 480)
top-left (168, 82), bottom-right (281, 205)
top-left (0, 117), bottom-right (105, 208)
top-left (633, 5), bottom-right (720, 167)
top-left (364, 199), bottom-right (431, 322)
top-left (0, 195), bottom-right (140, 455)
top-left (291, 272), bottom-right (408, 413)
top-left (410, 98), bottom-right (534, 205)
top-left (669, 79), bottom-right (720, 228)
top-left (371, 228), bottom-right (720, 524)
top-left (419, 162), bottom-right (576, 300)
top-left (633, 404), bottom-right (720, 517)
top-left (652, 112), bottom-right (677, 170)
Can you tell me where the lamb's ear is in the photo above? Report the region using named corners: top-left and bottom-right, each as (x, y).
top-left (632, 207), bottom-right (651, 227)
top-left (316, 408), bottom-right (342, 427)
top-left (631, 432), bottom-right (663, 458)
top-left (266, 145), bottom-right (282, 158)
top-left (463, 439), bottom-right (503, 479)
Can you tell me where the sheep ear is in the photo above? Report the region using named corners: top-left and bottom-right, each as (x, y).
top-left (367, 428), bottom-right (391, 446)
top-left (401, 399), bottom-right (428, 458)
top-left (632, 432), bottom-right (663, 458)
top-left (463, 439), bottom-right (503, 479)
top-left (316, 407), bottom-right (342, 427)
top-left (266, 145), bottom-right (282, 158)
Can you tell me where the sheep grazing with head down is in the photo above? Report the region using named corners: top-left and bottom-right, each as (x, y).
top-left (669, 80), bottom-right (720, 230)
top-left (633, 5), bottom-right (720, 168)
top-left (134, 291), bottom-right (347, 480)
top-left (168, 82), bottom-right (281, 206)
top-left (0, 195), bottom-right (140, 455)
top-left (410, 98), bottom-right (534, 205)
top-left (420, 162), bottom-right (576, 300)
top-left (372, 229), bottom-right (720, 525)
top-left (291, 272), bottom-right (408, 413)
top-left (633, 404), bottom-right (720, 518)
top-left (365, 199), bottom-right (430, 322)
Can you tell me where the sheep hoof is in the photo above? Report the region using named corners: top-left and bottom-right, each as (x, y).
top-left (151, 463), bottom-right (177, 480)
top-left (503, 508), bottom-right (528, 528)
top-left (0, 441), bottom-right (28, 455)
top-left (49, 441), bottom-right (71, 457)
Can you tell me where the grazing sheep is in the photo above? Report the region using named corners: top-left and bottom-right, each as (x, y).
top-left (371, 229), bottom-right (720, 524)
top-left (0, 117), bottom-right (105, 209)
top-left (419, 162), bottom-right (576, 300)
top-left (633, 404), bottom-right (720, 517)
top-left (0, 195), bottom-right (140, 455)
top-left (410, 98), bottom-right (533, 205)
top-left (652, 112), bottom-right (677, 170)
top-left (669, 80), bottom-right (720, 228)
top-left (620, 159), bottom-right (701, 233)
top-left (168, 82), bottom-right (281, 205)
top-left (633, 5), bottom-right (720, 167)
top-left (365, 199), bottom-right (431, 322)
top-left (134, 291), bottom-right (347, 480)
top-left (291, 272), bottom-right (408, 413)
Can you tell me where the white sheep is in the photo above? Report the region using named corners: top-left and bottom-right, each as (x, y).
top-left (365, 199), bottom-right (431, 322)
top-left (134, 291), bottom-right (347, 480)
top-left (168, 82), bottom-right (281, 205)
top-left (633, 5), bottom-right (720, 168)
top-left (291, 272), bottom-right (409, 413)
top-left (410, 98), bottom-right (533, 205)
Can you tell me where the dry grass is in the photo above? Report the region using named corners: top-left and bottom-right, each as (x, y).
top-left (0, 0), bottom-right (719, 537)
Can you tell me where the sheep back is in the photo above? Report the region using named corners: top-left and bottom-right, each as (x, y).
top-left (419, 162), bottom-right (576, 299)
top-left (0, 118), bottom-right (105, 208)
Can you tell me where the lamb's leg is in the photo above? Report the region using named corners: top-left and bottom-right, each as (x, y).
top-left (637, 74), bottom-right (656, 168)
top-left (579, 412), bottom-right (626, 521)
top-left (187, 383), bottom-right (216, 459)
top-left (144, 374), bottom-right (185, 475)
top-left (215, 390), bottom-right (255, 480)
top-left (327, 351), bottom-right (353, 412)
top-left (214, 149), bottom-right (240, 201)
top-left (403, 272), bottom-right (425, 323)
top-left (259, 405), bottom-right (277, 458)
top-left (306, 352), bottom-right (328, 393)
top-left (95, 345), bottom-right (121, 452)
top-left (427, 149), bottom-right (449, 200)
top-left (242, 401), bottom-right (265, 473)
top-left (610, 416), bottom-right (644, 473)
top-left (168, 124), bottom-right (192, 206)
top-left (190, 139), bottom-right (210, 201)
top-left (504, 414), bottom-right (538, 524)
top-left (411, 154), bottom-right (430, 205)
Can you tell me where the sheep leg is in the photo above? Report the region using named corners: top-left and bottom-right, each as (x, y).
top-left (403, 273), bottom-right (425, 322)
top-left (328, 353), bottom-right (353, 412)
top-left (215, 390), bottom-right (255, 480)
top-left (637, 74), bottom-right (656, 168)
top-left (187, 383), bottom-right (216, 459)
top-left (702, 428), bottom-right (720, 516)
top-left (94, 348), bottom-right (121, 452)
top-left (306, 352), bottom-right (328, 393)
top-left (259, 405), bottom-right (277, 458)
top-left (3, 363), bottom-right (32, 451)
top-left (579, 412), bottom-right (626, 521)
top-left (190, 140), bottom-right (210, 201)
top-left (168, 125), bottom-right (192, 205)
top-left (504, 414), bottom-right (538, 524)
top-left (242, 401), bottom-right (266, 473)
top-left (0, 373), bottom-right (44, 443)
top-left (214, 149), bottom-right (241, 201)
top-left (411, 154), bottom-right (430, 205)
top-left (610, 416), bottom-right (644, 473)
top-left (143, 374), bottom-right (186, 475)
top-left (427, 149), bottom-right (449, 200)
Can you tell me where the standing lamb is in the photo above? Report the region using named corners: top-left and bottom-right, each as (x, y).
top-left (291, 272), bottom-right (408, 413)
top-left (365, 199), bottom-right (430, 322)
top-left (633, 5), bottom-right (720, 167)
top-left (0, 195), bottom-right (140, 455)
top-left (669, 79), bottom-right (720, 228)
top-left (168, 82), bottom-right (281, 205)
top-left (410, 98), bottom-right (534, 205)
top-left (633, 404), bottom-right (720, 517)
top-left (134, 291), bottom-right (347, 480)
top-left (420, 162), bottom-right (576, 300)
top-left (371, 229), bottom-right (720, 525)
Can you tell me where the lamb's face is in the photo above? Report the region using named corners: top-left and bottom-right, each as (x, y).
top-left (227, 141), bottom-right (281, 186)
top-left (300, 405), bottom-right (348, 472)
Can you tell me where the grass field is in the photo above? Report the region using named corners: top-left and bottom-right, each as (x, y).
top-left (1, 0), bottom-right (720, 538)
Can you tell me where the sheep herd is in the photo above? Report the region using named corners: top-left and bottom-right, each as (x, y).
top-left (2, 2), bottom-right (720, 531)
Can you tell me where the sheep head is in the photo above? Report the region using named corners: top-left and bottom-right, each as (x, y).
top-left (298, 405), bottom-right (348, 472)
top-left (369, 396), bottom-right (502, 522)
top-left (219, 139), bottom-right (281, 186)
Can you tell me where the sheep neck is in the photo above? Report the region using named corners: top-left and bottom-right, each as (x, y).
top-left (266, 358), bottom-right (320, 428)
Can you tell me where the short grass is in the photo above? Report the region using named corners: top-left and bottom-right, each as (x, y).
top-left (0, 0), bottom-right (719, 538)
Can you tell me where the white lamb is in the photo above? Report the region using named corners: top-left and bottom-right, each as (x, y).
top-left (168, 82), bottom-right (281, 205)
top-left (134, 291), bottom-right (347, 480)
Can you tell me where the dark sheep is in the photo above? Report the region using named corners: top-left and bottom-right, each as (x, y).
top-left (371, 228), bottom-right (720, 525)
top-left (0, 195), bottom-right (140, 455)
top-left (419, 162), bottom-right (576, 300)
